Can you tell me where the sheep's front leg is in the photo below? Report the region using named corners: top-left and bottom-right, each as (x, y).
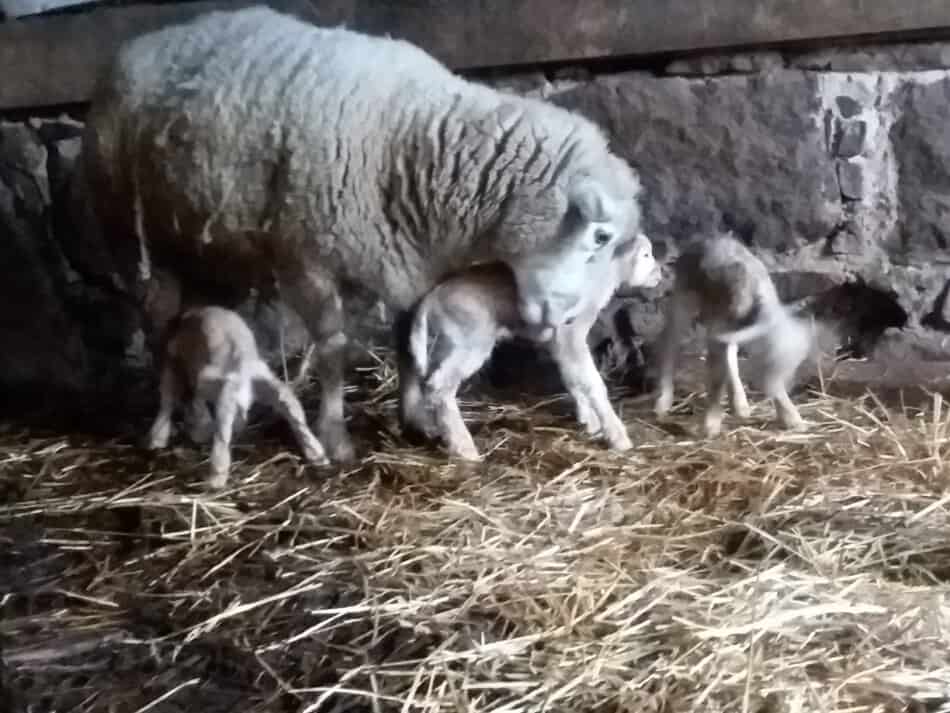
top-left (251, 361), bottom-right (329, 466)
top-left (207, 375), bottom-right (252, 489)
top-left (551, 328), bottom-right (631, 451)
top-left (279, 263), bottom-right (355, 463)
top-left (573, 392), bottom-right (601, 435)
top-left (147, 364), bottom-right (181, 450)
top-left (703, 339), bottom-right (730, 438)
top-left (424, 342), bottom-right (493, 461)
top-left (724, 341), bottom-right (752, 419)
top-left (654, 291), bottom-right (689, 417)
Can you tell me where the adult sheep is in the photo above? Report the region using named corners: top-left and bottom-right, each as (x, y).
top-left (81, 6), bottom-right (645, 463)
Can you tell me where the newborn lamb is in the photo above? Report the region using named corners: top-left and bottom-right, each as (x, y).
top-left (146, 305), bottom-right (329, 489)
top-left (653, 231), bottom-right (814, 437)
top-left (408, 233), bottom-right (661, 460)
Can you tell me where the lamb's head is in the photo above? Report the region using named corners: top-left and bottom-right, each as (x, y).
top-left (502, 155), bottom-right (644, 328)
top-left (614, 233), bottom-right (661, 290)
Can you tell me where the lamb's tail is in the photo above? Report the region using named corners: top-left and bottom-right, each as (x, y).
top-left (408, 299), bottom-right (430, 381)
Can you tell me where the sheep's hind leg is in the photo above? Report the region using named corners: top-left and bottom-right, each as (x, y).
top-left (251, 361), bottom-right (329, 466)
top-left (279, 264), bottom-right (355, 464)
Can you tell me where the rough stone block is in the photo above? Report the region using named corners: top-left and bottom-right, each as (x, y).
top-left (890, 78), bottom-right (950, 260)
top-left (833, 119), bottom-right (867, 158)
top-left (835, 95), bottom-right (862, 118)
top-left (550, 70), bottom-right (842, 251)
top-left (837, 160), bottom-right (864, 200)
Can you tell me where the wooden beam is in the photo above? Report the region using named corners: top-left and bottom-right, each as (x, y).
top-left (4, 0), bottom-right (950, 111)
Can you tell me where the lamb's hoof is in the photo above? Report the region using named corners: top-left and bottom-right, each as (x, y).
top-left (782, 417), bottom-right (808, 433)
top-left (205, 471), bottom-right (229, 490)
top-left (452, 447), bottom-right (482, 462)
top-left (733, 402), bottom-right (752, 419)
top-left (654, 393), bottom-right (674, 417)
top-left (145, 433), bottom-right (168, 451)
top-left (301, 440), bottom-right (331, 467)
top-left (703, 416), bottom-right (724, 439)
top-left (605, 431), bottom-right (633, 451)
top-left (321, 430), bottom-right (356, 464)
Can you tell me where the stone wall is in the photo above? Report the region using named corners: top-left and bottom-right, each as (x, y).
top-left (3, 38), bottom-right (950, 409)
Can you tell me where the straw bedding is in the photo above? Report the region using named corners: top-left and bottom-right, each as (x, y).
top-left (2, 348), bottom-right (950, 713)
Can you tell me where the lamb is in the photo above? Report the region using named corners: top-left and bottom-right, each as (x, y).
top-left (80, 6), bottom-right (645, 465)
top-left (652, 231), bottom-right (814, 437)
top-left (146, 303), bottom-right (329, 489)
top-left (408, 233), bottom-right (661, 460)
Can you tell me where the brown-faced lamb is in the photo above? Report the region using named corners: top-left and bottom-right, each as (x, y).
top-left (652, 232), bottom-right (814, 437)
top-left (147, 303), bottom-right (328, 489)
top-left (80, 6), bottom-right (646, 464)
top-left (408, 233), bottom-right (661, 460)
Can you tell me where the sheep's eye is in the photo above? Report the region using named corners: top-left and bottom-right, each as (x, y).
top-left (594, 229), bottom-right (611, 247)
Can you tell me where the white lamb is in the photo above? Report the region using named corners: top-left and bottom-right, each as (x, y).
top-left (146, 304), bottom-right (328, 489)
top-left (81, 6), bottom-right (646, 464)
top-left (653, 231), bottom-right (814, 437)
top-left (408, 233), bottom-right (661, 460)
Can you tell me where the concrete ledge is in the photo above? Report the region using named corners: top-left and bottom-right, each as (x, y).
top-left (4, 0), bottom-right (950, 110)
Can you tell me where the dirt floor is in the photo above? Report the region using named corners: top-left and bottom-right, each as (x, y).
top-left (2, 347), bottom-right (950, 713)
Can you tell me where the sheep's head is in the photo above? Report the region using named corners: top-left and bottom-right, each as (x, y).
top-left (504, 155), bottom-right (644, 328)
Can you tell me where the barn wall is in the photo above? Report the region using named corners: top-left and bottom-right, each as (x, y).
top-left (1, 3), bottom-right (949, 405)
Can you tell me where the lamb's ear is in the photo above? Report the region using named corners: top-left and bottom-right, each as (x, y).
top-left (613, 232), bottom-right (649, 260)
top-left (568, 175), bottom-right (614, 223)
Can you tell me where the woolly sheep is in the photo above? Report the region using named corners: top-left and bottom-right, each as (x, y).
top-left (147, 302), bottom-right (328, 490)
top-left (652, 232), bottom-right (814, 437)
top-left (408, 233), bottom-right (661, 460)
top-left (81, 6), bottom-right (645, 464)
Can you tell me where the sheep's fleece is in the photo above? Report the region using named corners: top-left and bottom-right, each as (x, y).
top-left (83, 6), bottom-right (643, 321)
top-left (80, 6), bottom-right (644, 460)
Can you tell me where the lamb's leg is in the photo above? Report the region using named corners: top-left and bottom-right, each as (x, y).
top-left (207, 374), bottom-right (252, 490)
top-left (393, 309), bottom-right (437, 441)
top-left (423, 342), bottom-right (493, 461)
top-left (279, 264), bottom-right (355, 463)
top-left (251, 361), bottom-right (329, 466)
top-left (184, 397), bottom-right (215, 445)
top-left (574, 392), bottom-right (601, 435)
top-left (654, 291), bottom-right (689, 417)
top-left (724, 341), bottom-right (752, 419)
top-left (763, 376), bottom-right (806, 432)
top-left (703, 339), bottom-right (730, 438)
top-left (147, 364), bottom-right (181, 450)
top-left (551, 328), bottom-right (631, 451)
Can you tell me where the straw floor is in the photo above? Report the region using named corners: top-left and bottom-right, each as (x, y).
top-left (2, 348), bottom-right (950, 713)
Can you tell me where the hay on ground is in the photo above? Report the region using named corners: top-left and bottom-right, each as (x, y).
top-left (2, 348), bottom-right (950, 713)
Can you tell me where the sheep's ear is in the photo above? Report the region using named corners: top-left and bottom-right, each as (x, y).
top-left (568, 176), bottom-right (613, 223)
